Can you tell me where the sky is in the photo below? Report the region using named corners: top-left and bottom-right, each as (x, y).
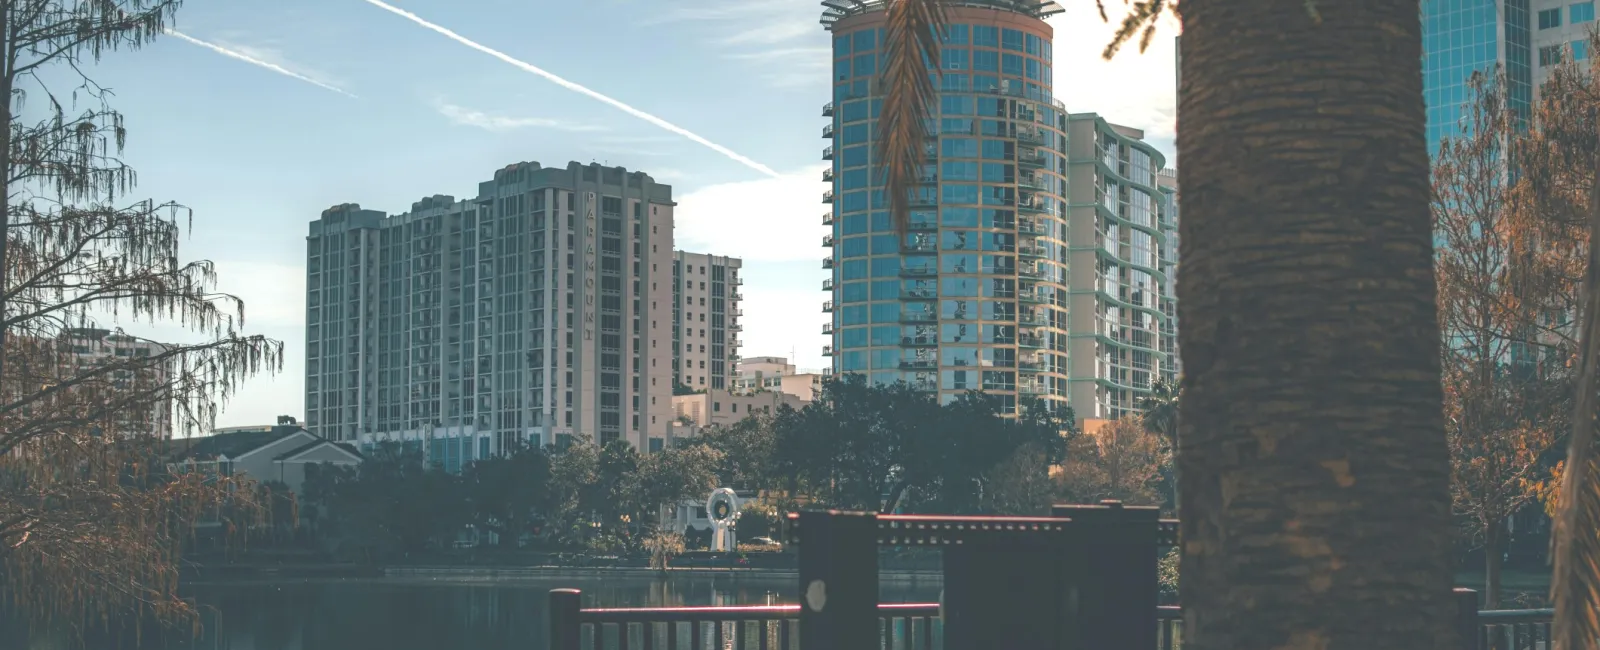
top-left (72, 0), bottom-right (1179, 429)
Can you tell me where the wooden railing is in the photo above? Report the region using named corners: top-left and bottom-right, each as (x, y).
top-left (553, 590), bottom-right (1553, 650)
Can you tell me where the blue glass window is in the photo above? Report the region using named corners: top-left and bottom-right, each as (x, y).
top-left (840, 351), bottom-right (867, 370)
top-left (942, 160), bottom-right (979, 180)
top-left (974, 25), bottom-right (999, 47)
top-left (981, 140), bottom-right (1011, 159)
top-left (841, 236), bottom-right (869, 258)
top-left (942, 73), bottom-right (971, 91)
top-left (973, 49), bottom-right (999, 72)
top-left (941, 277), bottom-right (979, 296)
top-left (852, 29), bottom-right (877, 52)
top-left (834, 60), bottom-right (850, 82)
top-left (871, 234), bottom-right (899, 254)
top-left (942, 48), bottom-right (968, 70)
top-left (842, 168), bottom-right (869, 190)
top-left (941, 207), bottom-right (979, 227)
top-left (835, 35), bottom-right (851, 56)
top-left (842, 281), bottom-right (869, 303)
top-left (1025, 33), bottom-right (1041, 55)
top-left (853, 54), bottom-right (876, 77)
top-left (871, 349), bottom-right (901, 368)
top-left (841, 100), bottom-right (870, 122)
top-left (941, 138), bottom-right (978, 157)
top-left (871, 211), bottom-right (893, 232)
top-left (871, 302), bottom-right (900, 323)
top-left (1025, 58), bottom-right (1041, 80)
top-left (1043, 41), bottom-right (1052, 62)
top-left (944, 24), bottom-right (969, 44)
top-left (842, 214), bottom-right (869, 235)
top-left (1573, 1), bottom-right (1595, 23)
top-left (941, 95), bottom-right (974, 114)
top-left (973, 74), bottom-right (999, 91)
top-left (1002, 53), bottom-right (1024, 76)
top-left (941, 117), bottom-right (974, 135)
top-left (981, 162), bottom-right (1011, 182)
top-left (841, 327), bottom-right (869, 347)
top-left (842, 191), bottom-right (868, 212)
top-left (1576, 39), bottom-right (1591, 60)
top-left (870, 325), bottom-right (899, 346)
top-left (942, 184), bottom-right (979, 204)
top-left (842, 123), bottom-right (869, 145)
top-left (871, 257), bottom-right (901, 277)
top-left (842, 146), bottom-right (868, 168)
top-left (1540, 7), bottom-right (1562, 28)
top-left (872, 280), bottom-right (900, 299)
top-left (842, 260), bottom-right (868, 280)
top-left (840, 304), bottom-right (868, 324)
top-left (1001, 28), bottom-right (1024, 51)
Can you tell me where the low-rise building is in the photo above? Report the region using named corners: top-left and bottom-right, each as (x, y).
top-left (167, 416), bottom-right (362, 495)
top-left (733, 356), bottom-right (825, 402)
top-left (672, 389), bottom-right (805, 429)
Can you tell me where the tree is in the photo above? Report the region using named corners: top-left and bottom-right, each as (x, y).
top-left (1432, 71), bottom-right (1569, 609)
top-left (462, 444), bottom-right (552, 548)
top-left (692, 415), bottom-right (778, 492)
top-left (1137, 379), bottom-right (1180, 445)
top-left (0, 0), bottom-right (282, 636)
top-left (1058, 416), bottom-right (1168, 506)
top-left (627, 443), bottom-right (722, 527)
top-left (1168, 1), bottom-right (1459, 647)
top-left (300, 443), bottom-right (466, 559)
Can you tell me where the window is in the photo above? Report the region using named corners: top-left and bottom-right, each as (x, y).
top-left (1574, 1), bottom-right (1596, 23)
top-left (1540, 7), bottom-right (1563, 28)
top-left (1577, 39), bottom-right (1592, 60)
top-left (1541, 44), bottom-right (1566, 66)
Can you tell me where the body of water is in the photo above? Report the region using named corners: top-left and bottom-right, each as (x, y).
top-left (5, 574), bottom-right (941, 650)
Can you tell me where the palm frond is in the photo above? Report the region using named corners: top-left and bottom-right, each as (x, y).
top-left (1550, 149), bottom-right (1600, 650)
top-left (1095, 0), bottom-right (1172, 60)
top-left (877, 0), bottom-right (946, 236)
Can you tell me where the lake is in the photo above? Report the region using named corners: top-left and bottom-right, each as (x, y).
top-left (4, 574), bottom-right (942, 650)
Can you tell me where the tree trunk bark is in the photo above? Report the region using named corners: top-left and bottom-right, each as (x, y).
top-left (1485, 518), bottom-right (1503, 609)
top-left (1177, 1), bottom-right (1457, 649)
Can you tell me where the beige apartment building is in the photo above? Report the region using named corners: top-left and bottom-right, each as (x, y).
top-left (672, 389), bottom-right (805, 429)
top-left (673, 251), bottom-right (743, 391)
top-left (734, 356), bottom-right (825, 402)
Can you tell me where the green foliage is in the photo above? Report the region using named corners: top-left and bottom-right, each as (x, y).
top-left (300, 443), bottom-right (468, 562)
top-left (735, 504), bottom-right (778, 540)
top-left (461, 443), bottom-right (552, 548)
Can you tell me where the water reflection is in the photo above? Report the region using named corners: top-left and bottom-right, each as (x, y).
top-left (3, 577), bottom-right (939, 650)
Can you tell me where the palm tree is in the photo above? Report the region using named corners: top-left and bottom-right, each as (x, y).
top-left (877, 0), bottom-right (946, 235)
top-left (1137, 379), bottom-right (1180, 446)
top-left (1171, 1), bottom-right (1457, 649)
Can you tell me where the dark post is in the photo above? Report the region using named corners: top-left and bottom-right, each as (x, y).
top-left (549, 588), bottom-right (582, 650)
top-left (797, 510), bottom-right (878, 650)
top-left (1454, 587), bottom-right (1480, 650)
top-left (942, 532), bottom-right (1071, 649)
top-left (1055, 500), bottom-right (1160, 650)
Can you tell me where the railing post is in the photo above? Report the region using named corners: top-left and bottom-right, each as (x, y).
top-left (797, 510), bottom-right (878, 650)
top-left (550, 588), bottom-right (582, 650)
top-left (1455, 587), bottom-right (1480, 650)
top-left (1055, 500), bottom-right (1160, 650)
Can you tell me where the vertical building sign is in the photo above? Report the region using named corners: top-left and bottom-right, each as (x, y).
top-left (584, 192), bottom-right (597, 342)
top-left (581, 191), bottom-right (598, 442)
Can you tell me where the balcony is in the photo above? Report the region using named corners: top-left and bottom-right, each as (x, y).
top-left (1017, 177), bottom-right (1045, 192)
top-left (1018, 264), bottom-right (1043, 280)
top-left (822, 278), bottom-right (834, 291)
top-left (1016, 131), bottom-right (1045, 146)
top-left (734, 308), bottom-right (744, 317)
top-left (1017, 218), bottom-right (1045, 236)
top-left (1017, 360), bottom-right (1044, 373)
top-left (823, 212), bottom-right (835, 226)
top-left (1018, 245), bottom-right (1046, 259)
top-left (900, 336), bottom-right (937, 347)
top-left (1017, 202), bottom-right (1046, 215)
top-left (899, 311), bottom-right (938, 323)
top-left (1019, 290), bottom-right (1045, 304)
top-left (822, 124), bottom-right (835, 139)
top-left (823, 190), bottom-right (835, 203)
top-left (900, 358), bottom-right (938, 370)
top-left (903, 288), bottom-right (936, 300)
top-left (823, 234), bottom-right (835, 247)
top-left (823, 168), bottom-right (834, 182)
top-left (822, 300), bottom-right (835, 312)
top-left (730, 322), bottom-right (743, 332)
top-left (1019, 335), bottom-right (1045, 349)
top-left (899, 266), bottom-right (937, 278)
top-left (823, 322), bottom-right (834, 335)
top-left (733, 291), bottom-right (744, 301)
top-left (823, 256), bottom-right (835, 269)
top-left (823, 146), bottom-right (835, 160)
top-left (1019, 383), bottom-right (1049, 396)
top-left (822, 345), bottom-right (834, 357)
top-left (1019, 154), bottom-right (1045, 169)
top-left (908, 380), bottom-right (938, 392)
top-left (822, 101), bottom-right (834, 117)
top-left (734, 277), bottom-right (744, 286)
top-left (909, 196), bottom-right (938, 208)
top-left (914, 174), bottom-right (938, 185)
top-left (902, 239), bottom-right (937, 254)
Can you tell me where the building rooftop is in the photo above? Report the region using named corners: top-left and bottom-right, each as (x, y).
top-left (820, 0), bottom-right (1064, 29)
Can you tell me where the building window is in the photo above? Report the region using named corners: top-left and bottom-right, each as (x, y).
top-left (1541, 44), bottom-right (1566, 66)
top-left (1577, 39), bottom-right (1592, 60)
top-left (1574, 1), bottom-right (1596, 23)
top-left (1541, 7), bottom-right (1563, 28)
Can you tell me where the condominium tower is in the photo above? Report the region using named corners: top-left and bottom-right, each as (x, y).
top-left (671, 251), bottom-right (743, 391)
top-left (304, 162), bottom-right (677, 466)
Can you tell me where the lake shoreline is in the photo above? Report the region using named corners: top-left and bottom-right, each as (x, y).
top-left (180, 563), bottom-right (945, 586)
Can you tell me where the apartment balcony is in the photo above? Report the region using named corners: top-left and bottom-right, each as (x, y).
top-left (823, 168), bottom-right (834, 182)
top-left (823, 190), bottom-right (835, 203)
top-left (1017, 202), bottom-right (1046, 215)
top-left (908, 380), bottom-right (938, 392)
top-left (1017, 264), bottom-right (1043, 280)
top-left (900, 358), bottom-right (938, 370)
top-left (730, 322), bottom-right (743, 332)
top-left (1019, 290), bottom-right (1045, 304)
top-left (822, 300), bottom-right (835, 312)
top-left (909, 196), bottom-right (938, 208)
top-left (823, 212), bottom-right (835, 226)
top-left (823, 234), bottom-right (835, 247)
top-left (899, 266), bottom-right (937, 278)
top-left (1016, 131), bottom-right (1045, 146)
top-left (900, 311), bottom-right (938, 324)
top-left (1018, 335), bottom-right (1045, 349)
top-left (1017, 177), bottom-right (1045, 192)
top-left (823, 146), bottom-right (835, 160)
top-left (822, 278), bottom-right (835, 291)
top-left (1017, 360), bottom-right (1045, 373)
top-left (822, 124), bottom-right (835, 138)
top-left (1019, 312), bottom-right (1049, 327)
top-left (1017, 218), bottom-right (1045, 236)
top-left (823, 322), bottom-right (835, 335)
top-left (734, 276), bottom-right (744, 286)
top-left (900, 336), bottom-right (937, 348)
top-left (908, 218), bottom-right (938, 232)
top-left (733, 308), bottom-right (744, 317)
top-left (823, 256), bottom-right (835, 269)
top-left (1019, 383), bottom-right (1049, 396)
top-left (733, 291), bottom-right (744, 301)
top-left (1018, 245), bottom-right (1046, 259)
top-left (903, 288), bottom-right (937, 301)
top-left (914, 174), bottom-right (938, 185)
top-left (902, 239), bottom-right (937, 254)
top-left (822, 101), bottom-right (835, 117)
top-left (822, 345), bottom-right (834, 357)
top-left (1019, 154), bottom-right (1046, 169)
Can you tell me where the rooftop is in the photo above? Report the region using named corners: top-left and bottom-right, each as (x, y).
top-left (820, 0), bottom-right (1065, 29)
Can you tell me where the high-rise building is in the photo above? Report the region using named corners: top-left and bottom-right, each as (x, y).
top-left (1422, 0), bottom-right (1535, 152)
top-left (58, 328), bottom-right (174, 437)
top-left (822, 0), bottom-right (1071, 416)
top-left (1063, 115), bottom-right (1178, 419)
top-left (671, 251), bottom-right (743, 391)
top-left (304, 161), bottom-right (677, 464)
top-left (1532, 1), bottom-right (1597, 86)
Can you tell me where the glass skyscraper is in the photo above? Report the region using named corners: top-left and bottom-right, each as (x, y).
top-left (1423, 0), bottom-right (1532, 153)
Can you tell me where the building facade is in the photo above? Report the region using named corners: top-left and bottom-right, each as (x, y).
top-left (822, 0), bottom-right (1073, 417)
top-left (734, 356), bottom-right (825, 402)
top-left (1421, 0), bottom-right (1542, 152)
top-left (1063, 116), bottom-right (1178, 419)
top-left (58, 328), bottom-right (174, 437)
top-left (1532, 0), bottom-right (1597, 87)
top-left (304, 161), bottom-right (677, 459)
top-left (672, 251), bottom-right (743, 391)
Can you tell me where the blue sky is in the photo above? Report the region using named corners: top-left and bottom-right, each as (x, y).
top-left (76, 0), bottom-right (1177, 429)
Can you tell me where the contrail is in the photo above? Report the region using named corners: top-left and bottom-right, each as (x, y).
top-left (165, 30), bottom-right (358, 99)
top-left (360, 0), bottom-right (780, 178)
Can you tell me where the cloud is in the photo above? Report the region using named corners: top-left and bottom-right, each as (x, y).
top-left (735, 278), bottom-right (828, 373)
top-left (362, 0), bottom-right (781, 179)
top-left (674, 165), bottom-right (829, 264)
top-left (164, 30), bottom-right (358, 98)
top-left (435, 101), bottom-right (606, 132)
top-left (1046, 9), bottom-right (1179, 147)
top-left (647, 0), bottom-right (825, 90)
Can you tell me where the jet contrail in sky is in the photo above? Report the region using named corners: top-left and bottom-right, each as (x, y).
top-left (360, 0), bottom-right (781, 178)
top-left (165, 30), bottom-right (358, 99)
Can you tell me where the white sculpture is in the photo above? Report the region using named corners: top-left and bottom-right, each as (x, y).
top-left (706, 487), bottom-right (741, 552)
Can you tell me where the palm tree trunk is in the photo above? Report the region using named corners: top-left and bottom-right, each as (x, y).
top-left (1176, 1), bottom-right (1456, 649)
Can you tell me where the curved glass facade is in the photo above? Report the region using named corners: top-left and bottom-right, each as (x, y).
top-left (1064, 115), bottom-right (1174, 419)
top-left (822, 3), bottom-right (1070, 415)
